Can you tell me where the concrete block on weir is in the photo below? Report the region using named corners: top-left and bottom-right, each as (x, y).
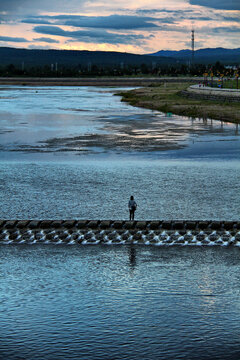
top-left (235, 222), bottom-right (240, 230)
top-left (28, 220), bottom-right (41, 229)
top-left (210, 221), bottom-right (223, 230)
top-left (40, 220), bottom-right (54, 229)
top-left (51, 220), bottom-right (64, 228)
top-left (62, 220), bottom-right (77, 228)
top-left (124, 221), bottom-right (136, 229)
top-left (223, 221), bottom-right (235, 230)
top-left (136, 221), bottom-right (147, 230)
top-left (198, 221), bottom-right (210, 229)
top-left (9, 232), bottom-right (19, 240)
top-left (4, 220), bottom-right (17, 229)
top-left (133, 233), bottom-right (142, 241)
top-left (235, 233), bottom-right (240, 241)
top-left (0, 220), bottom-right (6, 228)
top-left (185, 222), bottom-right (197, 230)
top-left (149, 221), bottom-right (161, 230)
top-left (76, 220), bottom-right (89, 228)
top-left (87, 220), bottom-right (100, 229)
top-left (112, 221), bottom-right (125, 229)
top-left (172, 221), bottom-right (185, 230)
top-left (100, 221), bottom-right (112, 229)
top-left (161, 221), bottom-right (172, 230)
top-left (16, 220), bottom-right (30, 228)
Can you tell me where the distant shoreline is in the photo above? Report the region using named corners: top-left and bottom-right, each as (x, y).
top-left (0, 76), bottom-right (202, 87)
top-left (2, 77), bottom-right (239, 123)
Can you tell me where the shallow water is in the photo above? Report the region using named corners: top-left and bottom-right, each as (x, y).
top-left (0, 86), bottom-right (240, 359)
top-left (0, 85), bottom-right (239, 158)
top-left (0, 159), bottom-right (239, 220)
top-left (1, 246), bottom-right (240, 360)
top-left (0, 86), bottom-right (239, 220)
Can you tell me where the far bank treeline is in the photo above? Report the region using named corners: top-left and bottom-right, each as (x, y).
top-left (0, 47), bottom-right (239, 77)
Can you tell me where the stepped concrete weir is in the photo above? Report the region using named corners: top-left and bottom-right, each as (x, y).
top-left (0, 220), bottom-right (240, 246)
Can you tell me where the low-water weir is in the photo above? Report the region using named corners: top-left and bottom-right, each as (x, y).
top-left (1, 220), bottom-right (239, 247)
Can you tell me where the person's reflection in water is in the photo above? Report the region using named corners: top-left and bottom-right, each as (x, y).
top-left (128, 245), bottom-right (136, 269)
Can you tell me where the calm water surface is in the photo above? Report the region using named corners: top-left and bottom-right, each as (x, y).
top-left (1, 246), bottom-right (240, 360)
top-left (0, 86), bottom-right (240, 359)
top-left (0, 159), bottom-right (239, 219)
top-left (0, 85), bottom-right (239, 219)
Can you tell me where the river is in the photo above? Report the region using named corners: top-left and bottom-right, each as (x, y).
top-left (1, 85), bottom-right (240, 360)
top-left (1, 245), bottom-right (240, 360)
top-left (0, 85), bottom-right (239, 220)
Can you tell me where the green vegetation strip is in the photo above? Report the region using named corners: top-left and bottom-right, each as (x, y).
top-left (119, 83), bottom-right (240, 124)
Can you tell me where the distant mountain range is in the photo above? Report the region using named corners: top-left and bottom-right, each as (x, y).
top-left (149, 48), bottom-right (240, 64)
top-left (0, 47), bottom-right (239, 68)
top-left (0, 47), bottom-right (175, 68)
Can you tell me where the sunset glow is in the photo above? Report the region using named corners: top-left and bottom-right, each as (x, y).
top-left (0, 0), bottom-right (239, 53)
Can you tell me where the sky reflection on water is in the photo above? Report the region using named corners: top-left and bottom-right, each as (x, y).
top-left (0, 86), bottom-right (239, 159)
top-left (1, 246), bottom-right (240, 360)
top-left (0, 85), bottom-right (239, 220)
top-left (0, 86), bottom-right (240, 360)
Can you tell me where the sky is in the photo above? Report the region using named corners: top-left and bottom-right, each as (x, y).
top-left (0, 0), bottom-right (239, 54)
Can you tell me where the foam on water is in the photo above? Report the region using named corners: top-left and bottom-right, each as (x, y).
top-left (1, 228), bottom-right (239, 247)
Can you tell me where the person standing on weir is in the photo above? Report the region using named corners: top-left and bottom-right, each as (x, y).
top-left (128, 195), bottom-right (137, 221)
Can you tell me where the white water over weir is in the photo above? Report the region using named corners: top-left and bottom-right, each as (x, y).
top-left (0, 220), bottom-right (240, 247)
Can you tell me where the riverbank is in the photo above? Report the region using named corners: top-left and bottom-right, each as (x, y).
top-left (119, 82), bottom-right (240, 124)
top-left (0, 76), bottom-right (201, 87)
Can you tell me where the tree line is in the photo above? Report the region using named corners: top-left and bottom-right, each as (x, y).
top-left (0, 61), bottom-right (237, 78)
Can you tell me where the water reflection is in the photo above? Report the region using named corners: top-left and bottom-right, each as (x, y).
top-left (1, 246), bottom-right (240, 360)
top-left (0, 86), bottom-right (239, 158)
top-left (198, 266), bottom-right (218, 314)
top-left (128, 245), bottom-right (136, 268)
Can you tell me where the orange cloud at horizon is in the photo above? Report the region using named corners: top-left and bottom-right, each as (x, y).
top-left (0, 3), bottom-right (239, 53)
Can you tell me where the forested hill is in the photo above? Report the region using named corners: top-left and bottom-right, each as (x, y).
top-left (0, 47), bottom-right (175, 67)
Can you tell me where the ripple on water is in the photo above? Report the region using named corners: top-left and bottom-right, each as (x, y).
top-left (1, 246), bottom-right (240, 360)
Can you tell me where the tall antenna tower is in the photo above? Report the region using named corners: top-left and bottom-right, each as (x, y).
top-left (191, 28), bottom-right (195, 67)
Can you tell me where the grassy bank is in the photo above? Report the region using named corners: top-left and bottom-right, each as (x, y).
top-left (119, 82), bottom-right (240, 124)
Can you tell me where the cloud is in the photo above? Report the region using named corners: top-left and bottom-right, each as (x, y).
top-left (0, 0), bottom-right (29, 12)
top-left (28, 44), bottom-right (52, 49)
top-left (33, 25), bottom-right (150, 44)
top-left (0, 0), bottom-right (87, 13)
top-left (189, 0), bottom-right (240, 10)
top-left (210, 26), bottom-right (240, 33)
top-left (22, 18), bottom-right (51, 25)
top-left (33, 37), bottom-right (59, 43)
top-left (0, 36), bottom-right (28, 42)
top-left (23, 14), bottom-right (160, 30)
top-left (221, 15), bottom-right (240, 21)
top-left (136, 8), bottom-right (215, 22)
top-left (136, 8), bottom-right (193, 14)
top-left (136, 7), bottom-right (240, 23)
top-left (187, 16), bottom-right (213, 21)
top-left (1, 1), bottom-right (239, 52)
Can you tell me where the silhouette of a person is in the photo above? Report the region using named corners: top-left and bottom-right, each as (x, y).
top-left (128, 195), bottom-right (137, 221)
